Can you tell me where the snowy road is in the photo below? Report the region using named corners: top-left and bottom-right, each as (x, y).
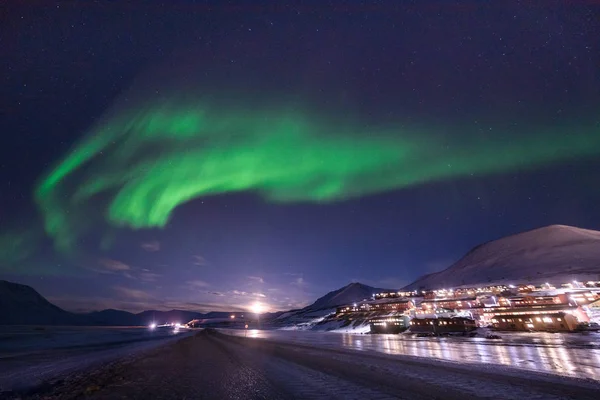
top-left (220, 329), bottom-right (600, 381)
top-left (22, 329), bottom-right (600, 400)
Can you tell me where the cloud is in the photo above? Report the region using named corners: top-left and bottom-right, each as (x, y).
top-left (49, 289), bottom-right (275, 314)
top-left (113, 286), bottom-right (152, 300)
top-left (229, 290), bottom-right (266, 299)
top-left (248, 276), bottom-right (265, 284)
top-left (98, 258), bottom-right (131, 272)
top-left (187, 280), bottom-right (210, 288)
top-left (93, 259), bottom-right (161, 282)
top-left (139, 272), bottom-right (161, 282)
top-left (141, 240), bottom-right (160, 252)
top-left (291, 277), bottom-right (305, 286)
top-left (192, 255), bottom-right (209, 267)
top-left (161, 300), bottom-right (247, 313)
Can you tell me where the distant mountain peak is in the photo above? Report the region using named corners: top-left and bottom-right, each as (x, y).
top-left (0, 280), bottom-right (76, 325)
top-left (307, 282), bottom-right (391, 310)
top-left (404, 224), bottom-right (600, 290)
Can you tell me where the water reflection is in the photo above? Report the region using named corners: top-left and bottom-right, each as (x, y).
top-left (221, 329), bottom-right (600, 381)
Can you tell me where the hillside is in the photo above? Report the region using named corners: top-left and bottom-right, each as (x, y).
top-left (404, 225), bottom-right (600, 290)
top-left (268, 282), bottom-right (389, 331)
top-left (309, 282), bottom-right (389, 310)
top-left (0, 280), bottom-right (209, 326)
top-left (85, 309), bottom-right (139, 326)
top-left (0, 280), bottom-right (80, 325)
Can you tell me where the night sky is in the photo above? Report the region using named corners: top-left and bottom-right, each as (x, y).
top-left (1, 1), bottom-right (599, 313)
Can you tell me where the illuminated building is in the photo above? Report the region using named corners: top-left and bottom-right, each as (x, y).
top-left (369, 315), bottom-right (410, 334)
top-left (420, 297), bottom-right (481, 312)
top-left (485, 306), bottom-right (581, 332)
top-left (409, 317), bottom-right (477, 334)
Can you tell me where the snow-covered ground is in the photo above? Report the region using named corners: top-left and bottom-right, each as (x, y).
top-left (219, 328), bottom-right (600, 381)
top-left (405, 224), bottom-right (600, 289)
top-left (0, 325), bottom-right (194, 392)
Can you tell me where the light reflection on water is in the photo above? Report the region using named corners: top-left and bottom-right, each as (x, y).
top-left (222, 329), bottom-right (600, 380)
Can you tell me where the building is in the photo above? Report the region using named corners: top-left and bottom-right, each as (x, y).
top-left (517, 284), bottom-right (535, 293)
top-left (336, 298), bottom-right (414, 315)
top-left (583, 298), bottom-right (600, 323)
top-left (487, 310), bottom-right (579, 332)
top-left (365, 298), bottom-right (414, 313)
top-left (484, 304), bottom-right (586, 332)
top-left (369, 315), bottom-right (410, 334)
top-left (372, 290), bottom-right (421, 300)
top-left (568, 291), bottom-right (599, 306)
top-left (420, 297), bottom-right (481, 312)
top-left (409, 317), bottom-right (477, 334)
top-left (501, 293), bottom-right (570, 308)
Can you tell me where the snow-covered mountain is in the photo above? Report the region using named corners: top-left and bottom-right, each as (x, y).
top-left (404, 225), bottom-right (600, 290)
top-left (309, 282), bottom-right (389, 310)
top-left (267, 282), bottom-right (390, 331)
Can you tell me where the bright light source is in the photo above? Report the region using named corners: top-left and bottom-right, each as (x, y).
top-left (251, 302), bottom-right (263, 314)
top-left (230, 315), bottom-right (235, 319)
top-left (149, 323), bottom-right (157, 330)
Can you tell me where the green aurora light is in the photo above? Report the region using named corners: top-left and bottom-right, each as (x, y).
top-left (35, 99), bottom-right (600, 252)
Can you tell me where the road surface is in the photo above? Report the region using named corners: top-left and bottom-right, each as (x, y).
top-left (9, 329), bottom-right (600, 399)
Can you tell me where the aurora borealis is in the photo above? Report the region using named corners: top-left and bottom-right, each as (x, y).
top-left (36, 99), bottom-right (600, 252)
top-left (2, 1), bottom-right (599, 313)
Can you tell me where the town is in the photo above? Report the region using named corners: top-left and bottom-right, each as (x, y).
top-left (335, 280), bottom-right (600, 335)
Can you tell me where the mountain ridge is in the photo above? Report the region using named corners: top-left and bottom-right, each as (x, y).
top-left (404, 224), bottom-right (600, 290)
top-left (307, 282), bottom-right (390, 310)
top-left (0, 280), bottom-right (210, 326)
top-left (0, 279), bottom-right (387, 326)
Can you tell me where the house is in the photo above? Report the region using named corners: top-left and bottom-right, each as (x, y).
top-left (420, 297), bottom-right (481, 312)
top-left (374, 290), bottom-right (419, 299)
top-left (409, 316), bottom-right (477, 334)
top-left (583, 298), bottom-right (600, 323)
top-left (484, 304), bottom-right (586, 332)
top-left (369, 315), bottom-right (410, 334)
top-left (500, 294), bottom-right (570, 307)
top-left (336, 298), bottom-right (414, 315)
top-left (567, 291), bottom-right (599, 306)
top-left (366, 298), bottom-right (414, 313)
top-left (487, 310), bottom-right (579, 332)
